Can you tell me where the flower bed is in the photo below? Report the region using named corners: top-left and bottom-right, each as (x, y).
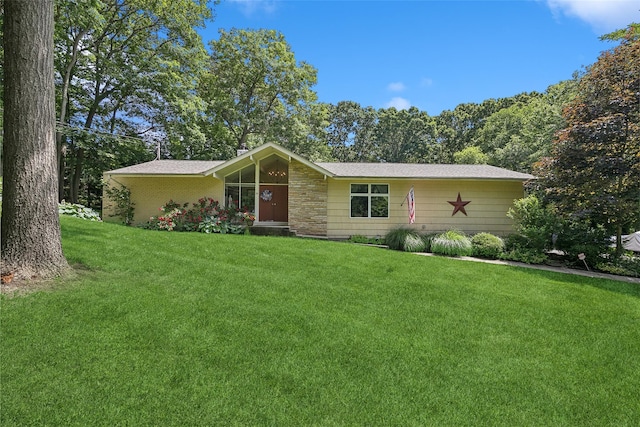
top-left (145, 197), bottom-right (254, 234)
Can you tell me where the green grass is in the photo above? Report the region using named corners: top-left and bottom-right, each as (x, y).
top-left (2, 217), bottom-right (640, 426)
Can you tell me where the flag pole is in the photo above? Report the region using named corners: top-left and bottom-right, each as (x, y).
top-left (401, 187), bottom-right (413, 206)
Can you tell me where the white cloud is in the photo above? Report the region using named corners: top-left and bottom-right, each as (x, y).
top-left (545, 0), bottom-right (640, 32)
top-left (385, 97), bottom-right (411, 110)
top-left (420, 77), bottom-right (433, 88)
top-left (387, 82), bottom-right (406, 92)
top-left (229, 0), bottom-right (278, 16)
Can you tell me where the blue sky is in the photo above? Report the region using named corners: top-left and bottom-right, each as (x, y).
top-left (201, 0), bottom-right (640, 115)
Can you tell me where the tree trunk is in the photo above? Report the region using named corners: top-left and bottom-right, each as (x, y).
top-left (70, 147), bottom-right (84, 204)
top-left (57, 29), bottom-right (88, 202)
top-left (2, 0), bottom-right (69, 280)
top-left (616, 224), bottom-right (623, 258)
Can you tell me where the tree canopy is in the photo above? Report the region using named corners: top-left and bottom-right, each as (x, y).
top-left (538, 26), bottom-right (640, 252)
top-left (54, 0), bottom-right (213, 203)
top-left (200, 28), bottom-right (329, 160)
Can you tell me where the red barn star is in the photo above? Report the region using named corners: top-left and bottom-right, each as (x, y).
top-left (448, 192), bottom-right (471, 216)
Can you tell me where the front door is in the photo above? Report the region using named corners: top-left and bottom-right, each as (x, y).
top-left (259, 185), bottom-right (288, 222)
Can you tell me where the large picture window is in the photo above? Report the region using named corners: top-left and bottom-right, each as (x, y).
top-left (225, 165), bottom-right (256, 211)
top-left (350, 183), bottom-right (389, 218)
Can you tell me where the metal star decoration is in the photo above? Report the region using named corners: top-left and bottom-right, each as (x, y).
top-left (448, 192), bottom-right (471, 216)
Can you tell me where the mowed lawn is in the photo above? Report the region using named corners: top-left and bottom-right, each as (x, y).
top-left (2, 218), bottom-right (639, 426)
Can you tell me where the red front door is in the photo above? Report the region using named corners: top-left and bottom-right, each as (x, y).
top-left (259, 185), bottom-right (288, 222)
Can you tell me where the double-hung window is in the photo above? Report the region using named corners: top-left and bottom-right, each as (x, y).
top-left (350, 184), bottom-right (389, 218)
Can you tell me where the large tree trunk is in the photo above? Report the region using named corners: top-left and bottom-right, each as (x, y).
top-left (2, 0), bottom-right (69, 280)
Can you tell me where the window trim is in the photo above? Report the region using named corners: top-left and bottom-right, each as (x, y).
top-left (349, 183), bottom-right (389, 219)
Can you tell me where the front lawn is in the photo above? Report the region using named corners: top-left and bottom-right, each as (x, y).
top-left (1, 217), bottom-right (639, 425)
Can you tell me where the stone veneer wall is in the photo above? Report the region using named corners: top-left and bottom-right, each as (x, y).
top-left (288, 160), bottom-right (328, 236)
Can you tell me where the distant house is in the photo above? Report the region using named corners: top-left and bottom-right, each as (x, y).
top-left (103, 142), bottom-right (533, 238)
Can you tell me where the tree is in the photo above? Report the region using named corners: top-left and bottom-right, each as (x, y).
top-left (2, 0), bottom-right (68, 280)
top-left (54, 0), bottom-right (213, 202)
top-left (434, 93), bottom-right (544, 163)
top-left (372, 107), bottom-right (436, 163)
top-left (539, 25), bottom-right (640, 255)
top-left (473, 90), bottom-right (569, 173)
top-left (201, 29), bottom-right (328, 160)
top-left (453, 146), bottom-right (488, 165)
top-left (325, 101), bottom-right (377, 161)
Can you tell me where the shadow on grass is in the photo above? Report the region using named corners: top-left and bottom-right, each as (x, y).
top-left (503, 264), bottom-right (640, 299)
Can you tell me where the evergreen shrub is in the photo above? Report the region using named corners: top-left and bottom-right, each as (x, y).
top-left (471, 232), bottom-right (504, 259)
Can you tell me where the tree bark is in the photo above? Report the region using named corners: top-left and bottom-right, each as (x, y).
top-left (2, 0), bottom-right (69, 280)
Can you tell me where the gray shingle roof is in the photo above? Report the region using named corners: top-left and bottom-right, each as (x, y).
top-left (105, 153), bottom-right (534, 181)
top-left (106, 160), bottom-right (224, 175)
top-left (316, 163), bottom-right (534, 180)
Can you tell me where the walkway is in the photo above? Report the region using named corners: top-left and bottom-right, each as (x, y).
top-left (415, 253), bottom-right (640, 284)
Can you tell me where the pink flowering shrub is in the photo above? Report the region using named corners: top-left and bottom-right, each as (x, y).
top-left (145, 197), bottom-right (254, 234)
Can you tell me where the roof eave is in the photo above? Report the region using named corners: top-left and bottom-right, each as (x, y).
top-left (104, 172), bottom-right (212, 178)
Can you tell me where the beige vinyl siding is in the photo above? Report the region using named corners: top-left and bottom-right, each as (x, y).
top-left (326, 179), bottom-right (524, 239)
top-left (102, 175), bottom-right (223, 224)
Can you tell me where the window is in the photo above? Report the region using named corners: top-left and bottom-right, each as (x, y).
top-left (350, 184), bottom-right (389, 218)
top-left (225, 165), bottom-right (256, 211)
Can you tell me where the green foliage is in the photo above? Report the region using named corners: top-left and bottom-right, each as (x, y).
top-left (538, 34), bottom-right (640, 253)
top-left (403, 233), bottom-right (427, 253)
top-left (471, 233), bottom-right (504, 259)
top-left (372, 107), bottom-right (436, 163)
top-left (104, 182), bottom-right (135, 225)
top-left (431, 230), bottom-right (473, 257)
top-left (554, 220), bottom-right (611, 267)
top-left (421, 233), bottom-right (437, 253)
top-left (599, 23), bottom-right (640, 42)
top-left (201, 28), bottom-right (328, 160)
top-left (54, 0), bottom-right (213, 203)
top-left (384, 227), bottom-right (426, 252)
top-left (145, 197), bottom-right (252, 234)
top-left (453, 146), bottom-right (488, 165)
top-left (58, 202), bottom-right (102, 222)
top-left (507, 195), bottom-right (559, 252)
top-left (476, 95), bottom-right (567, 173)
top-left (506, 195), bottom-right (616, 266)
top-left (499, 244), bottom-right (548, 265)
top-left (596, 254), bottom-right (640, 278)
top-left (326, 101), bottom-right (377, 161)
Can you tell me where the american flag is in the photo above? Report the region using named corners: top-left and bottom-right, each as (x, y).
top-left (406, 186), bottom-right (415, 224)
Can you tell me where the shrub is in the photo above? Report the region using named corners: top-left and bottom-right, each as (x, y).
top-left (499, 248), bottom-right (548, 264)
top-left (471, 233), bottom-right (504, 259)
top-left (507, 195), bottom-right (560, 253)
top-left (58, 202), bottom-right (102, 222)
top-left (500, 234), bottom-right (547, 264)
top-left (421, 233), bottom-right (437, 253)
top-left (104, 182), bottom-right (135, 225)
top-left (596, 254), bottom-right (640, 277)
top-left (145, 197), bottom-right (252, 234)
top-left (554, 220), bottom-right (611, 267)
top-left (403, 234), bottom-right (426, 252)
top-left (385, 227), bottom-right (425, 252)
top-left (431, 230), bottom-right (473, 257)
